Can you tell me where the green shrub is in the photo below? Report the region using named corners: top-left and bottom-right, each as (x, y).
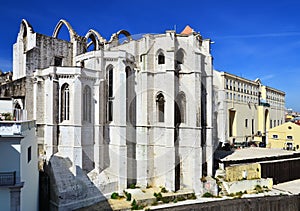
top-left (154, 192), bottom-right (163, 201)
top-left (202, 192), bottom-right (214, 198)
top-left (129, 183), bottom-right (137, 189)
top-left (161, 187), bottom-right (168, 193)
top-left (177, 196), bottom-right (186, 201)
top-left (111, 192), bottom-right (119, 199)
top-left (187, 193), bottom-right (197, 200)
top-left (131, 199), bottom-right (144, 210)
top-left (123, 191), bottom-right (131, 201)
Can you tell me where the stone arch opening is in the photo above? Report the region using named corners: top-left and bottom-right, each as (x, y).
top-left (85, 29), bottom-right (106, 51)
top-left (20, 19), bottom-right (34, 52)
top-left (52, 19), bottom-right (77, 42)
top-left (109, 29), bottom-right (133, 44)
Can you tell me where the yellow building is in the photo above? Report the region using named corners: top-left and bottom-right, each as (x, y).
top-left (213, 71), bottom-right (285, 146)
top-left (268, 122), bottom-right (300, 150)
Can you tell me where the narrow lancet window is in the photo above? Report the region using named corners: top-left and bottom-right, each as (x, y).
top-left (61, 83), bottom-right (70, 121)
top-left (156, 93), bottom-right (165, 122)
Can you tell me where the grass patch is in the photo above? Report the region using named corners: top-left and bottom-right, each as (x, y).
top-left (202, 192), bottom-right (214, 198)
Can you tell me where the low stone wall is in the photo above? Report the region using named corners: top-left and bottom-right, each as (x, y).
top-left (156, 194), bottom-right (300, 211)
top-left (222, 178), bottom-right (273, 194)
top-left (225, 163), bottom-right (261, 182)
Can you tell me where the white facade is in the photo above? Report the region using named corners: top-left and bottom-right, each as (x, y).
top-left (11, 20), bottom-right (214, 209)
top-left (213, 70), bottom-right (285, 146)
top-left (0, 119), bottom-right (38, 211)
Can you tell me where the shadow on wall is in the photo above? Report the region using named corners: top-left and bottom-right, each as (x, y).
top-left (42, 155), bottom-right (112, 211)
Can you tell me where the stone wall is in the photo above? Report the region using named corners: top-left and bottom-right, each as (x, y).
top-left (225, 163), bottom-right (261, 182)
top-left (155, 195), bottom-right (300, 211)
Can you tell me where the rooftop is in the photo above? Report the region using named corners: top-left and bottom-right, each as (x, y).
top-left (218, 148), bottom-right (300, 162)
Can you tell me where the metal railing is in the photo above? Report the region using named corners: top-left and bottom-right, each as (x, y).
top-left (0, 171), bottom-right (16, 186)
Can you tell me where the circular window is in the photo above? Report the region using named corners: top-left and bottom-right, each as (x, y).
top-left (288, 126), bottom-right (292, 130)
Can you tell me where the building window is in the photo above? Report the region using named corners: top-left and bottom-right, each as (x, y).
top-left (287, 136), bottom-right (293, 140)
top-left (245, 119), bottom-right (248, 128)
top-left (156, 93), bottom-right (165, 122)
top-left (158, 52), bottom-right (165, 64)
top-left (54, 57), bottom-right (63, 66)
top-left (177, 92), bottom-right (186, 123)
top-left (175, 49), bottom-right (184, 70)
top-left (61, 83), bottom-right (70, 121)
top-left (107, 66), bottom-right (114, 122)
top-left (27, 146), bottom-right (31, 163)
top-left (83, 85), bottom-right (91, 122)
top-left (272, 134), bottom-right (278, 139)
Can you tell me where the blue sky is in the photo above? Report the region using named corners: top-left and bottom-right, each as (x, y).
top-left (0, 0), bottom-right (300, 111)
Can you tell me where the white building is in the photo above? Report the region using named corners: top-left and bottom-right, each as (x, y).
top-left (213, 70), bottom-right (285, 146)
top-left (8, 19), bottom-right (214, 209)
top-left (0, 99), bottom-right (38, 211)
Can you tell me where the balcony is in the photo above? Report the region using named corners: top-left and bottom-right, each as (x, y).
top-left (0, 171), bottom-right (16, 186)
top-left (0, 109), bottom-right (27, 121)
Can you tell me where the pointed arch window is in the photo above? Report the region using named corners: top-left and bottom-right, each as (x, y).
top-left (178, 92), bottom-right (186, 123)
top-left (107, 66), bottom-right (114, 122)
top-left (156, 93), bottom-right (165, 122)
top-left (61, 83), bottom-right (70, 121)
top-left (176, 50), bottom-right (184, 65)
top-left (83, 85), bottom-right (92, 122)
top-left (158, 52), bottom-right (165, 64)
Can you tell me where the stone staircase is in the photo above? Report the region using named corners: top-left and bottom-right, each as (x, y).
top-left (215, 169), bottom-right (228, 196)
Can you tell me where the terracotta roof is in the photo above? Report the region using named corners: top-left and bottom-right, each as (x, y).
top-left (180, 25), bottom-right (194, 35)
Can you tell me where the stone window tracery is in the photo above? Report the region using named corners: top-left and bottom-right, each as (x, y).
top-left (61, 83), bottom-right (70, 121)
top-left (83, 85), bottom-right (91, 122)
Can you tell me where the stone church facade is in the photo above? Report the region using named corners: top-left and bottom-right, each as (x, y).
top-left (10, 19), bottom-right (214, 208)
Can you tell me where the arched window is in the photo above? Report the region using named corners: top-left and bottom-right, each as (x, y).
top-left (83, 85), bottom-right (91, 122)
top-left (107, 66), bottom-right (114, 122)
top-left (178, 92), bottom-right (186, 123)
top-left (156, 93), bottom-right (165, 122)
top-left (176, 50), bottom-right (184, 65)
top-left (158, 52), bottom-right (165, 64)
top-left (61, 83), bottom-right (70, 121)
